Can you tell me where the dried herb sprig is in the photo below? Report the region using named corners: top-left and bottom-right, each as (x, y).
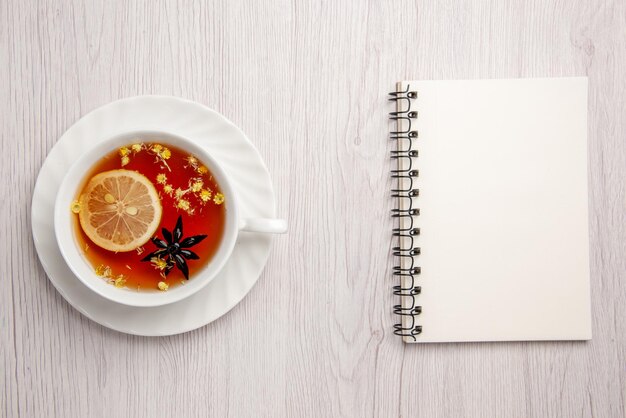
top-left (141, 216), bottom-right (207, 279)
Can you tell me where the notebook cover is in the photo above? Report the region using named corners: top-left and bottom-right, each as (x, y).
top-left (395, 77), bottom-right (591, 343)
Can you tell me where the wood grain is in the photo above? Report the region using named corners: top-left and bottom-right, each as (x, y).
top-left (1, 0), bottom-right (625, 416)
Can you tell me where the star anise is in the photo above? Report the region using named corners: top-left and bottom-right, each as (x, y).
top-left (141, 215), bottom-right (207, 279)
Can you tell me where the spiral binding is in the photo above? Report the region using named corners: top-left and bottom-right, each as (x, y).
top-left (389, 85), bottom-right (422, 340)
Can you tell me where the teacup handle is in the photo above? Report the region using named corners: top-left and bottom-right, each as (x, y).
top-left (239, 218), bottom-right (288, 234)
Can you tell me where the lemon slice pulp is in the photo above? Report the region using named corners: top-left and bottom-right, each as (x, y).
top-left (78, 169), bottom-right (162, 252)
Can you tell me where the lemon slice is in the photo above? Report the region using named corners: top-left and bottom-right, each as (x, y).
top-left (78, 169), bottom-right (162, 252)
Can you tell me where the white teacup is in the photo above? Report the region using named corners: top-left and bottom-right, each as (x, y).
top-left (54, 131), bottom-right (287, 307)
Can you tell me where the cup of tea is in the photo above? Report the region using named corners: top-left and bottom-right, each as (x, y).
top-left (54, 130), bottom-right (287, 307)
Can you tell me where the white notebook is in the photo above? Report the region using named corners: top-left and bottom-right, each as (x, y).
top-left (391, 77), bottom-right (591, 343)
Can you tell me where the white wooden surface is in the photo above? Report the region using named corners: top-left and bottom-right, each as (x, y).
top-left (1, 1), bottom-right (625, 417)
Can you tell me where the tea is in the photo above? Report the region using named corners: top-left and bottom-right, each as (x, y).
top-left (72, 141), bottom-right (226, 291)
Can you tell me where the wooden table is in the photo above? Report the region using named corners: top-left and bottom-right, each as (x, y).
top-left (2, 1), bottom-right (624, 416)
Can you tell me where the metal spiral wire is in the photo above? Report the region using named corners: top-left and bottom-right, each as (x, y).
top-left (389, 85), bottom-right (422, 340)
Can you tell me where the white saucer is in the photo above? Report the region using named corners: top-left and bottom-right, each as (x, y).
top-left (32, 96), bottom-right (276, 336)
